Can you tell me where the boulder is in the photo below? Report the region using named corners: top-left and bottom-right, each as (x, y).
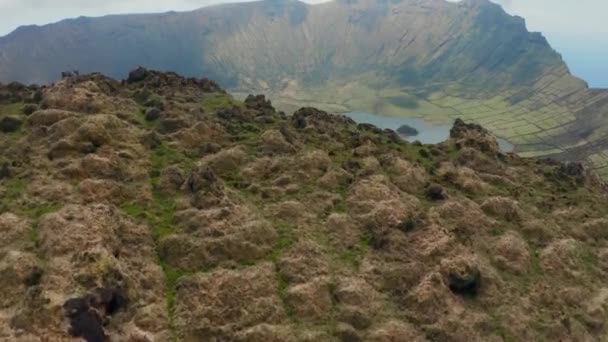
top-left (245, 94), bottom-right (274, 112)
top-left (426, 183), bottom-right (448, 201)
top-left (63, 286), bottom-right (128, 341)
top-left (144, 107), bottom-right (161, 121)
top-left (440, 255), bottom-right (482, 296)
top-left (127, 67), bottom-right (149, 83)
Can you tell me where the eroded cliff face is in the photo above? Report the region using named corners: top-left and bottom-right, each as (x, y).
top-left (0, 69), bottom-right (607, 341)
top-left (0, 0), bottom-right (561, 90)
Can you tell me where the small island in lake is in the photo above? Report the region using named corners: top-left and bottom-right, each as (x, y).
top-left (397, 124), bottom-right (419, 136)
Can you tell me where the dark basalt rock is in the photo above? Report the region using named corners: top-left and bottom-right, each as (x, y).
top-left (245, 94), bottom-right (274, 112)
top-left (383, 129), bottom-right (401, 143)
top-left (61, 70), bottom-right (80, 79)
top-left (63, 287), bottom-right (127, 342)
top-left (127, 67), bottom-right (149, 84)
top-left (426, 183), bottom-right (447, 201)
top-left (552, 161), bottom-right (587, 186)
top-left (64, 297), bottom-right (107, 342)
top-left (357, 123), bottom-right (383, 135)
top-left (0, 117), bottom-right (22, 133)
top-left (187, 166), bottom-right (223, 194)
top-left (291, 107), bottom-right (355, 131)
top-left (397, 124), bottom-right (419, 136)
top-left (80, 142), bottom-right (98, 155)
top-left (556, 162), bottom-right (585, 179)
top-left (24, 266), bottom-right (43, 287)
top-left (144, 107), bottom-right (161, 121)
top-left (447, 267), bottom-right (481, 296)
top-left (450, 118), bottom-right (487, 139)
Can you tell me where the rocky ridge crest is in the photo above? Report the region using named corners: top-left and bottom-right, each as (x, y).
top-left (0, 69), bottom-right (607, 341)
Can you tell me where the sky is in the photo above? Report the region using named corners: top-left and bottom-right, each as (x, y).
top-left (485, 0), bottom-right (608, 88)
top-left (0, 0), bottom-right (606, 87)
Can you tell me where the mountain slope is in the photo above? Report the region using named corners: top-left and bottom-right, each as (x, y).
top-left (0, 0), bottom-right (563, 89)
top-left (1, 69), bottom-right (608, 341)
top-left (1, 0), bottom-right (608, 177)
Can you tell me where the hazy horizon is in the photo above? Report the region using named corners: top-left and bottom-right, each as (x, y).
top-left (1, 0), bottom-right (606, 87)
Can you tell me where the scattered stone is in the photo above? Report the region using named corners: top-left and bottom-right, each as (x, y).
top-left (144, 107), bottom-right (161, 121)
top-left (426, 183), bottom-right (447, 201)
top-left (441, 256), bottom-right (481, 296)
top-left (245, 94), bottom-right (274, 112)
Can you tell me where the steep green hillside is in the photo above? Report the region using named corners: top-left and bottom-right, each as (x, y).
top-left (1, 69), bottom-right (608, 341)
top-left (1, 0), bottom-right (608, 177)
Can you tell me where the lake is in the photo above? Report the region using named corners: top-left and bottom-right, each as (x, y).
top-left (343, 111), bottom-right (515, 153)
